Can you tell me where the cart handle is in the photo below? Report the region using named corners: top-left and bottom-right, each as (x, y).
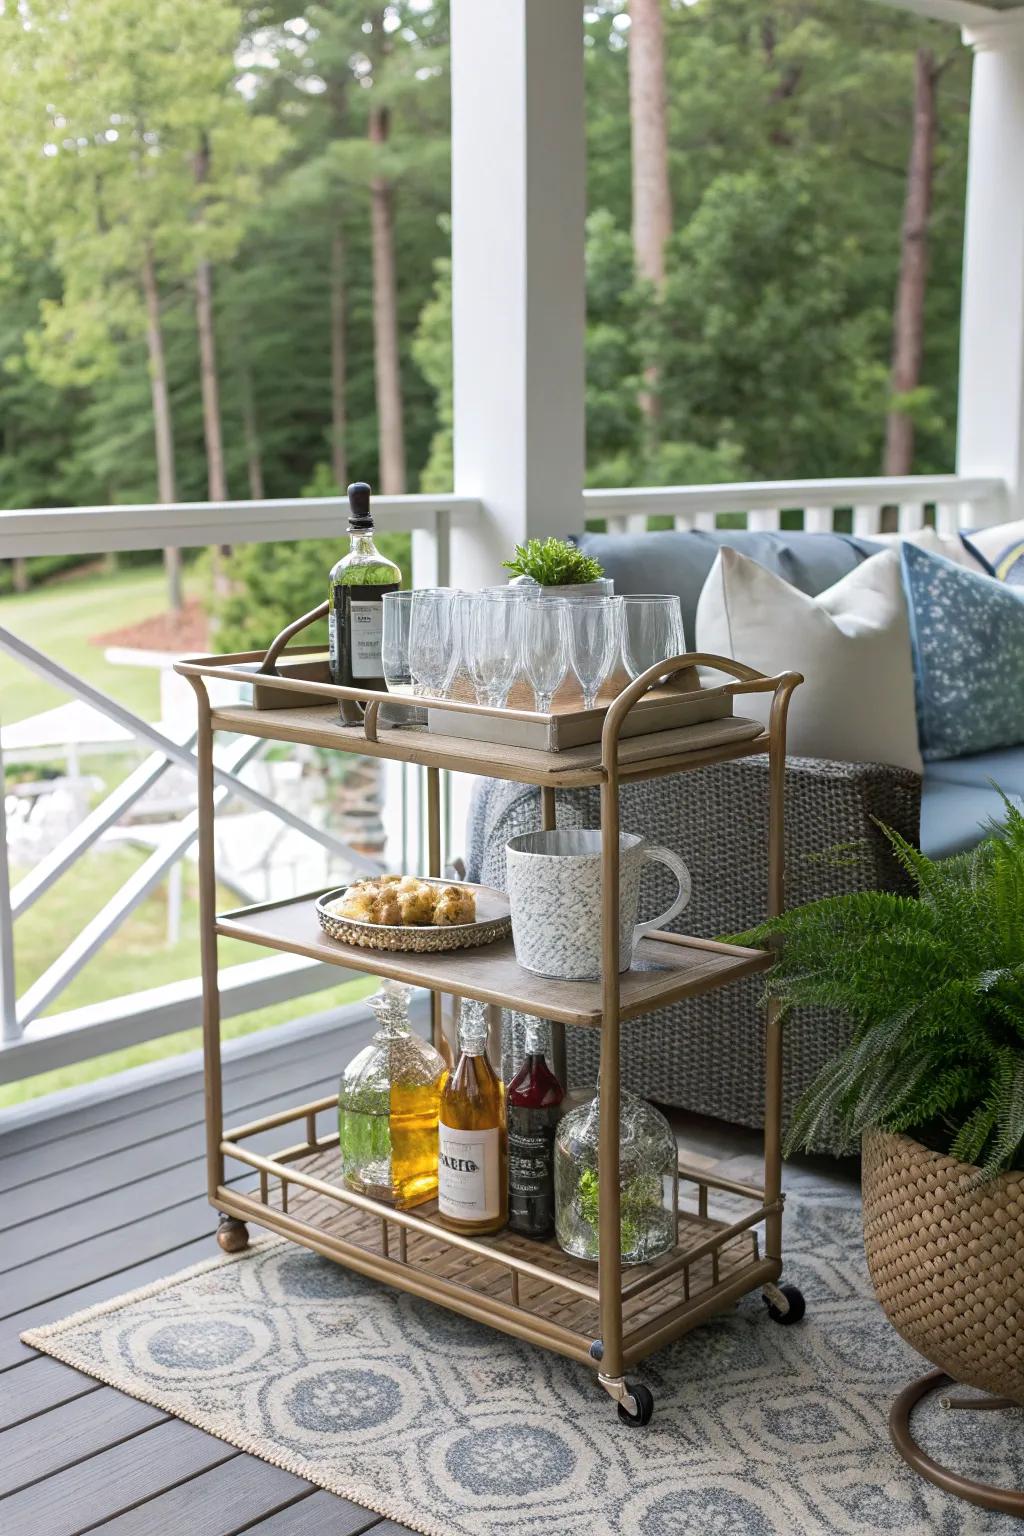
top-left (258, 600), bottom-right (330, 676)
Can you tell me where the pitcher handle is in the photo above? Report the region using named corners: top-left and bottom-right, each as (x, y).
top-left (632, 845), bottom-right (692, 954)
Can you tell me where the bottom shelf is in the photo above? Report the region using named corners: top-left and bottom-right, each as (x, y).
top-left (221, 1132), bottom-right (778, 1370)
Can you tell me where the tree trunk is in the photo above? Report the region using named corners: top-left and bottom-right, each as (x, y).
top-left (369, 104), bottom-right (406, 495)
top-left (628, 0), bottom-right (672, 432)
top-left (11, 558), bottom-right (29, 594)
top-left (330, 224), bottom-right (348, 490)
top-left (141, 243), bottom-right (182, 612)
top-left (193, 132), bottom-right (230, 589)
top-left (884, 49), bottom-right (937, 477)
top-left (239, 361), bottom-right (264, 500)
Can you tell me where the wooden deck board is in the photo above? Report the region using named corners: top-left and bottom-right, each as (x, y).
top-left (0, 1020), bottom-right (416, 1534)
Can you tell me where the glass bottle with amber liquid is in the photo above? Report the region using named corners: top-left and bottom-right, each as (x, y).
top-left (437, 1000), bottom-right (507, 1235)
top-left (507, 1018), bottom-right (564, 1240)
top-left (328, 481), bottom-right (401, 691)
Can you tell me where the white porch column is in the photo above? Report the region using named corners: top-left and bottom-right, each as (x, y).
top-left (957, 13), bottom-right (1024, 523)
top-left (449, 0), bottom-right (586, 589)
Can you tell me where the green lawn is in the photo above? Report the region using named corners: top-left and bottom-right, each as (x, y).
top-left (1, 564), bottom-right (374, 1109)
top-left (0, 564), bottom-right (183, 725)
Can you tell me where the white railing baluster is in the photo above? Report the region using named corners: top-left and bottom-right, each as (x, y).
top-left (853, 504), bottom-right (883, 537)
top-left (934, 502), bottom-right (959, 535)
top-left (695, 511), bottom-right (716, 531)
top-left (623, 513), bottom-right (649, 535)
top-left (746, 509), bottom-right (781, 532)
top-left (0, 737), bottom-right (18, 1043)
top-left (802, 506), bottom-right (834, 533)
top-left (897, 503), bottom-right (925, 532)
top-left (15, 734), bottom-right (263, 1027)
top-left (10, 732), bottom-right (197, 917)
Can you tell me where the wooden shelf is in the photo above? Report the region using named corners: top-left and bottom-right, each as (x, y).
top-left (216, 891), bottom-right (773, 1026)
top-left (208, 702), bottom-right (766, 788)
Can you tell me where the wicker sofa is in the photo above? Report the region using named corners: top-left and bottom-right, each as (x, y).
top-left (465, 526), bottom-right (1018, 1153)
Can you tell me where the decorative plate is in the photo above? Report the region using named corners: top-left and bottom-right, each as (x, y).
top-left (315, 879), bottom-right (511, 953)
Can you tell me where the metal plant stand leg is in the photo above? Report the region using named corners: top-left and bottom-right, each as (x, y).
top-left (890, 1370), bottom-right (1024, 1517)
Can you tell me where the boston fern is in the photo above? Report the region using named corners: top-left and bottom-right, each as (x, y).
top-left (736, 799), bottom-right (1024, 1177)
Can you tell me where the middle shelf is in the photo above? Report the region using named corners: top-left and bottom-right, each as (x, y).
top-left (217, 890), bottom-right (773, 1027)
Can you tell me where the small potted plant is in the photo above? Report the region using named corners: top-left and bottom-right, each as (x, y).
top-left (737, 801), bottom-right (1024, 1407)
top-left (502, 537), bottom-right (612, 597)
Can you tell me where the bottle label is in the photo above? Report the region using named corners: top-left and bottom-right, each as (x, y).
top-left (349, 600), bottom-right (384, 679)
top-left (438, 1122), bottom-right (501, 1221)
top-left (508, 1125), bottom-right (555, 1199)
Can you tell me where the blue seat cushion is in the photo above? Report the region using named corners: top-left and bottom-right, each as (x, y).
top-left (578, 529), bottom-right (879, 647)
top-left (921, 747), bottom-right (1024, 859)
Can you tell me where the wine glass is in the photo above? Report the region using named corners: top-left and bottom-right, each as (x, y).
top-left (409, 588), bottom-right (457, 699)
top-left (521, 599), bottom-right (570, 714)
top-left (381, 591), bottom-right (413, 695)
top-left (470, 592), bottom-right (523, 708)
top-left (567, 596), bottom-right (621, 710)
top-left (620, 595), bottom-right (685, 683)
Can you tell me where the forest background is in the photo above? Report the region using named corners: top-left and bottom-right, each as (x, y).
top-left (0, 0), bottom-right (969, 621)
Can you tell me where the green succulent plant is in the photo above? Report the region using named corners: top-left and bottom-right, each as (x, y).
top-left (501, 537), bottom-right (604, 586)
top-left (735, 796), bottom-right (1024, 1177)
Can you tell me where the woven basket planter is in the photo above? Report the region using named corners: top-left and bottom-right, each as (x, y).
top-left (862, 1129), bottom-right (1024, 1404)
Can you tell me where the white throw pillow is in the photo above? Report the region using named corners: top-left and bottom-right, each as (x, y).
top-left (868, 524), bottom-right (987, 573)
top-left (695, 547), bottom-right (922, 773)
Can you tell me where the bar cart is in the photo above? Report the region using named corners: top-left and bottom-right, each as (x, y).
top-left (176, 639), bottom-right (803, 1426)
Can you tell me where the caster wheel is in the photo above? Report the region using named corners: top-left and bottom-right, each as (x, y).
top-left (216, 1215), bottom-right (250, 1254)
top-left (617, 1383), bottom-right (654, 1427)
top-left (764, 1283), bottom-right (805, 1326)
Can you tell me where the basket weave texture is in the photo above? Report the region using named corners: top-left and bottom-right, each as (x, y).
top-left (861, 1129), bottom-right (1024, 1403)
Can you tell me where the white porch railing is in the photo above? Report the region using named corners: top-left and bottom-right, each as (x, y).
top-left (0, 474), bottom-right (1010, 1086)
top-left (584, 474), bottom-right (1008, 536)
top-left (0, 494), bottom-right (477, 1084)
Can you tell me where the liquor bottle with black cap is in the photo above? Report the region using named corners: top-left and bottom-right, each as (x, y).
top-left (328, 481), bottom-right (401, 690)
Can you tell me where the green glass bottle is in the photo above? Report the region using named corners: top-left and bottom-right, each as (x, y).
top-left (328, 481), bottom-right (401, 691)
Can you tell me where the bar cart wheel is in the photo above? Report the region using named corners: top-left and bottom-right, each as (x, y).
top-left (617, 1383), bottom-right (655, 1427)
top-left (216, 1214), bottom-right (250, 1253)
top-left (762, 1282), bottom-right (805, 1326)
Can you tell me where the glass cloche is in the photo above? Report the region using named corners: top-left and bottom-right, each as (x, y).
top-left (554, 1090), bottom-right (678, 1265)
top-left (338, 979), bottom-right (447, 1209)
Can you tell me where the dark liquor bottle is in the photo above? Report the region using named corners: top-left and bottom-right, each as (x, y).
top-left (328, 481), bottom-right (401, 690)
top-left (507, 1018), bottom-right (564, 1240)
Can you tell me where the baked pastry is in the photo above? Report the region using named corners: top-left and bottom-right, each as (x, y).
top-left (331, 877), bottom-right (476, 927)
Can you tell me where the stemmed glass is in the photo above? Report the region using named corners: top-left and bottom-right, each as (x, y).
top-left (567, 596), bottom-right (621, 710)
top-left (620, 595), bottom-right (685, 682)
top-left (409, 588), bottom-right (458, 699)
top-left (470, 591), bottom-right (523, 708)
top-left (521, 599), bottom-right (570, 714)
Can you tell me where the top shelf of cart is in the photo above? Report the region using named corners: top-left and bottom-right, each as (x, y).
top-left (174, 649), bottom-right (800, 791)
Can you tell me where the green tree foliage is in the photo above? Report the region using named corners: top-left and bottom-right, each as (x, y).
top-left (0, 0), bottom-right (973, 602)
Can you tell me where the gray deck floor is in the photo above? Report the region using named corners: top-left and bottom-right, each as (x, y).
top-left (0, 1020), bottom-right (856, 1535)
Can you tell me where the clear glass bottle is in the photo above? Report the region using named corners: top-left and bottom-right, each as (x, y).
top-left (438, 999), bottom-right (508, 1235)
top-left (507, 1019), bottom-right (563, 1240)
top-left (554, 1090), bottom-right (678, 1265)
top-left (328, 481), bottom-right (402, 691)
top-left (337, 979), bottom-right (446, 1209)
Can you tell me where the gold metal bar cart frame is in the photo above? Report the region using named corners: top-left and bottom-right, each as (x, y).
top-left (176, 642), bottom-right (802, 1421)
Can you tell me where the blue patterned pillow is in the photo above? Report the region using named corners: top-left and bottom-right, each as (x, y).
top-left (901, 541), bottom-right (1024, 761)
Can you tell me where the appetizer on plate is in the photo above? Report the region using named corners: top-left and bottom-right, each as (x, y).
top-left (330, 875), bottom-right (476, 928)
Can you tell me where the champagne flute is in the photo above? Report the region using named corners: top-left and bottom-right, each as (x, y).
top-left (521, 599), bottom-right (570, 714)
top-left (567, 596), bottom-right (621, 709)
top-left (381, 591), bottom-right (413, 695)
top-left (620, 595), bottom-right (685, 682)
top-left (409, 588), bottom-right (457, 699)
top-left (471, 591), bottom-right (523, 708)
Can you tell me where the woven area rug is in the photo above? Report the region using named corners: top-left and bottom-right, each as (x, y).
top-left (24, 1188), bottom-right (1023, 1536)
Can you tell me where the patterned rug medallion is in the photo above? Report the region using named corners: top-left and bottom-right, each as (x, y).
top-left (23, 1189), bottom-right (1023, 1536)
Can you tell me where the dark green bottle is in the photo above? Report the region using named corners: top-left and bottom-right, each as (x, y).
top-left (328, 482), bottom-right (401, 690)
